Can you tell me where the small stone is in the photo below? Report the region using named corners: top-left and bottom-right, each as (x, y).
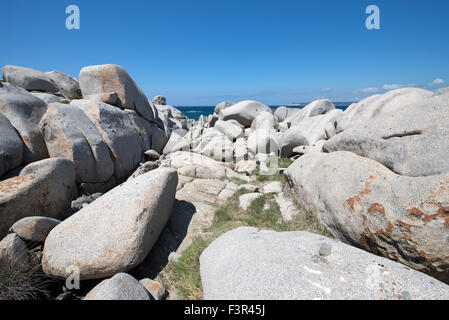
top-left (319, 243), bottom-right (332, 257)
top-left (168, 251), bottom-right (181, 263)
top-left (139, 278), bottom-right (166, 300)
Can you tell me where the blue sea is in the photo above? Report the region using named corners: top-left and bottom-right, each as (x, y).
top-left (176, 105), bottom-right (351, 120)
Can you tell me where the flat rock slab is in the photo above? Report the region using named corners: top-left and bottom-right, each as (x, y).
top-left (200, 227), bottom-right (449, 300)
top-left (42, 167), bottom-right (178, 280)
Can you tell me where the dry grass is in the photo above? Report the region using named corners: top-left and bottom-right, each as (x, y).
top-left (0, 256), bottom-right (52, 300)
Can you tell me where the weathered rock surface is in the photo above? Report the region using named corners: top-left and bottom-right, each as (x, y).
top-left (0, 82), bottom-right (49, 163)
top-left (280, 109), bottom-right (342, 157)
top-left (71, 99), bottom-right (143, 180)
top-left (45, 70), bottom-right (82, 99)
top-left (0, 112), bottom-right (23, 177)
top-left (214, 120), bottom-right (244, 140)
top-left (285, 99), bottom-right (335, 125)
top-left (10, 217), bottom-right (61, 242)
top-left (324, 91), bottom-right (449, 177)
top-left (0, 233), bottom-right (28, 264)
top-left (200, 227), bottom-right (449, 300)
top-left (42, 167), bottom-right (178, 280)
top-left (335, 88), bottom-right (433, 134)
top-left (79, 64), bottom-right (155, 122)
top-left (2, 65), bottom-right (59, 93)
top-left (84, 273), bottom-right (150, 300)
top-left (39, 103), bottom-right (114, 183)
top-left (285, 151), bottom-right (449, 283)
top-left (139, 278), bottom-right (166, 300)
top-left (219, 100), bottom-right (272, 127)
top-left (0, 158), bottom-right (75, 238)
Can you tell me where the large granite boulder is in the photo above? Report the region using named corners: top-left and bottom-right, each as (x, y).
top-left (285, 151), bottom-right (449, 283)
top-left (71, 99), bottom-right (143, 181)
top-left (0, 82), bottom-right (49, 163)
top-left (2, 65), bottom-right (59, 93)
top-left (274, 106), bottom-right (300, 122)
top-left (324, 90), bottom-right (449, 177)
top-left (79, 64), bottom-right (155, 123)
top-left (280, 109), bottom-right (342, 157)
top-left (10, 216), bottom-right (61, 243)
top-left (39, 103), bottom-right (114, 183)
top-left (201, 227), bottom-right (449, 299)
top-left (192, 128), bottom-right (234, 162)
top-left (0, 112), bottom-right (23, 177)
top-left (84, 273), bottom-right (150, 300)
top-left (334, 88), bottom-right (433, 134)
top-left (0, 158), bottom-right (75, 238)
top-left (45, 70), bottom-right (82, 99)
top-left (285, 99), bottom-right (335, 125)
top-left (219, 100), bottom-right (272, 127)
top-left (42, 167), bottom-right (178, 280)
top-left (214, 120), bottom-right (244, 141)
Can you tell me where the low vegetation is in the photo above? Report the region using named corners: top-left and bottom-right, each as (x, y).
top-left (165, 159), bottom-right (329, 299)
top-left (0, 256), bottom-right (52, 300)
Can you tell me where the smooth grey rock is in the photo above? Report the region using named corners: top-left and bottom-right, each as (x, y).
top-left (42, 167), bottom-right (178, 280)
top-left (0, 233), bottom-right (28, 264)
top-left (0, 158), bottom-right (75, 238)
top-left (280, 109), bottom-right (342, 157)
top-left (0, 113), bottom-right (23, 177)
top-left (251, 111), bottom-right (278, 130)
top-left (214, 120), bottom-right (244, 140)
top-left (274, 106), bottom-right (300, 122)
top-left (45, 70), bottom-right (82, 99)
top-left (219, 100), bottom-right (272, 127)
top-left (285, 151), bottom-right (449, 283)
top-left (31, 92), bottom-right (66, 104)
top-left (324, 91), bottom-right (449, 177)
top-left (285, 99), bottom-right (335, 125)
top-left (0, 82), bottom-right (49, 163)
top-left (200, 227), bottom-right (449, 299)
top-left (163, 128), bottom-right (190, 154)
top-left (2, 65), bottom-right (58, 93)
top-left (335, 88), bottom-right (433, 134)
top-left (79, 64), bottom-right (154, 122)
top-left (84, 273), bottom-right (150, 300)
top-left (192, 128), bottom-right (234, 162)
top-left (10, 217), bottom-right (61, 242)
top-left (214, 101), bottom-right (234, 116)
top-left (72, 99), bottom-right (143, 180)
top-left (39, 102), bottom-right (114, 183)
top-left (263, 181), bottom-right (283, 194)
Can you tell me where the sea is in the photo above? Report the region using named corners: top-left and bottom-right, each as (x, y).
top-left (176, 104), bottom-right (352, 120)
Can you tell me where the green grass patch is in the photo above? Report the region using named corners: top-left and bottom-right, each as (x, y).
top-left (164, 180), bottom-right (329, 300)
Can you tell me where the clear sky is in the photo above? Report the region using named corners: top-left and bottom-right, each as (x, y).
top-left (2, 0), bottom-right (449, 105)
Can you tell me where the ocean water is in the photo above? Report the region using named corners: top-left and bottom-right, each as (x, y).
top-left (176, 105), bottom-right (350, 120)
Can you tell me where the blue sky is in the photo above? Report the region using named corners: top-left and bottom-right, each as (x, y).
top-left (2, 0), bottom-right (449, 105)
